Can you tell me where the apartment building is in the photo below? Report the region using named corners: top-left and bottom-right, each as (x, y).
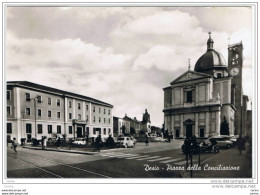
top-left (6, 81), bottom-right (113, 143)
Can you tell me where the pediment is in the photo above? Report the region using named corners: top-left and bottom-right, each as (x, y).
top-left (170, 71), bottom-right (211, 85)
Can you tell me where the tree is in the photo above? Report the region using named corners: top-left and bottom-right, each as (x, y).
top-left (220, 116), bottom-right (230, 135)
top-left (130, 127), bottom-right (136, 135)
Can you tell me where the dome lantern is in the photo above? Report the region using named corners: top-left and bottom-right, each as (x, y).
top-left (207, 32), bottom-right (214, 51)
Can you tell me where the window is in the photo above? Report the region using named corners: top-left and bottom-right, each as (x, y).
top-left (217, 73), bottom-right (222, 78)
top-left (93, 128), bottom-right (96, 135)
top-left (104, 128), bottom-right (106, 135)
top-left (108, 118), bottom-right (110, 124)
top-left (99, 117), bottom-right (101, 123)
top-left (57, 112), bottom-right (61, 119)
top-left (86, 105), bottom-right (88, 110)
top-left (93, 106), bottom-right (95, 112)
top-left (69, 113), bottom-right (72, 119)
top-left (7, 91), bottom-right (11, 100)
top-left (108, 110), bottom-right (110, 115)
top-left (37, 109), bottom-right (42, 117)
top-left (86, 115), bottom-right (89, 121)
top-left (48, 110), bottom-right (51, 118)
top-left (48, 97), bottom-right (52, 105)
top-left (78, 114), bottom-right (81, 120)
top-left (37, 124), bottom-right (42, 134)
top-left (26, 108), bottom-right (31, 116)
top-left (104, 118), bottom-right (106, 124)
top-left (93, 116), bottom-right (96, 123)
top-left (26, 93), bottom-right (31, 101)
top-left (48, 125), bottom-right (52, 134)
top-left (99, 108), bottom-right (101, 113)
top-left (69, 101), bottom-right (72, 108)
top-left (69, 126), bottom-right (73, 134)
top-left (57, 99), bottom-right (61, 106)
top-left (108, 128), bottom-right (111, 134)
top-left (7, 106), bottom-right (11, 115)
top-left (57, 125), bottom-right (61, 134)
top-left (37, 96), bottom-right (42, 103)
top-left (7, 123), bottom-right (12, 133)
top-left (186, 91), bottom-right (193, 103)
top-left (104, 109), bottom-right (106, 114)
top-left (78, 103), bottom-right (81, 109)
top-left (26, 123), bottom-right (32, 133)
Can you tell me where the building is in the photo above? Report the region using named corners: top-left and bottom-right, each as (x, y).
top-left (163, 32), bottom-right (249, 138)
top-left (113, 116), bottom-right (130, 137)
top-left (123, 114), bottom-right (141, 135)
top-left (6, 81), bottom-right (113, 144)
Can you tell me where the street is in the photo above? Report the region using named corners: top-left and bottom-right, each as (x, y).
top-left (6, 140), bottom-right (252, 178)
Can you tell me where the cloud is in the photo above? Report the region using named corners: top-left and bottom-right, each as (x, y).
top-left (6, 6), bottom-right (254, 126)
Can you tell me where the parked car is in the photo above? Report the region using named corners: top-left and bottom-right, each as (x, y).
top-left (117, 136), bottom-right (135, 148)
top-left (209, 136), bottom-right (233, 149)
top-left (153, 137), bottom-right (168, 142)
top-left (73, 138), bottom-right (87, 146)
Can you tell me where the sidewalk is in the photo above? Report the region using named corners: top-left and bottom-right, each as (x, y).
top-left (181, 146), bottom-right (252, 178)
top-left (22, 145), bottom-right (98, 155)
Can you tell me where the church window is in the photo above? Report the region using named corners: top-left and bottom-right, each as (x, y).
top-left (217, 73), bottom-right (222, 78)
top-left (186, 91), bottom-right (192, 103)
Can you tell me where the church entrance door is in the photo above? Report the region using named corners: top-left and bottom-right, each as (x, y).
top-left (186, 125), bottom-right (193, 138)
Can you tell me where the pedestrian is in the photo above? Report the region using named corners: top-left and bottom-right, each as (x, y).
top-left (41, 136), bottom-right (44, 150)
top-left (184, 137), bottom-right (191, 162)
top-left (237, 135), bottom-right (243, 155)
top-left (56, 137), bottom-right (61, 150)
top-left (68, 138), bottom-right (73, 150)
top-left (12, 137), bottom-right (18, 153)
top-left (96, 135), bottom-right (102, 152)
top-left (43, 137), bottom-right (47, 150)
top-left (145, 136), bottom-right (149, 146)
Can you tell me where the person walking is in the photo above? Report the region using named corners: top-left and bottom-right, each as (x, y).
top-left (145, 136), bottom-right (149, 146)
top-left (95, 135), bottom-right (102, 152)
top-left (12, 137), bottom-right (18, 153)
top-left (43, 137), bottom-right (47, 150)
top-left (237, 135), bottom-right (243, 155)
top-left (56, 137), bottom-right (61, 150)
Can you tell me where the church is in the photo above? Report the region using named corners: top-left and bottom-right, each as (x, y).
top-left (163, 32), bottom-right (246, 138)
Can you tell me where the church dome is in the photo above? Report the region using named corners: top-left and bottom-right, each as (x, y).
top-left (194, 32), bottom-right (227, 72)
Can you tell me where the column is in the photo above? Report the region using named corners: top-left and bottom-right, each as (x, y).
top-left (206, 112), bottom-right (210, 135)
top-left (216, 111), bottom-right (221, 135)
top-left (180, 114), bottom-right (184, 137)
top-left (180, 88), bottom-right (183, 105)
top-left (171, 115), bottom-right (174, 134)
top-left (195, 113), bottom-right (198, 136)
top-left (206, 83), bottom-right (209, 101)
top-left (195, 86), bottom-right (198, 104)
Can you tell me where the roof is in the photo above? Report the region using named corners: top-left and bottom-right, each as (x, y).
top-left (7, 81), bottom-right (113, 108)
top-left (194, 49), bottom-right (227, 72)
top-left (170, 70), bottom-right (212, 85)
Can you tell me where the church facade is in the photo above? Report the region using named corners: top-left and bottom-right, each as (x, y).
top-left (163, 33), bottom-right (245, 138)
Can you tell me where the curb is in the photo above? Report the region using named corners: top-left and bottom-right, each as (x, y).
top-left (22, 146), bottom-right (97, 155)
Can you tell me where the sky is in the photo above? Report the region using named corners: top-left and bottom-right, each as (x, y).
top-left (6, 6), bottom-right (253, 127)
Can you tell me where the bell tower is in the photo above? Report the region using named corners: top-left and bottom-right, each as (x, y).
top-left (227, 41), bottom-right (243, 135)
